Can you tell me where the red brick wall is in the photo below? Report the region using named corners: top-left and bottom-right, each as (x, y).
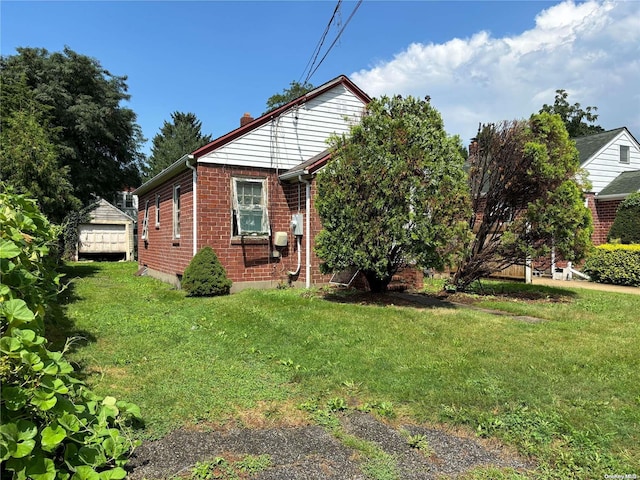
top-left (137, 163), bottom-right (333, 287)
top-left (138, 169), bottom-right (194, 277)
top-left (137, 163), bottom-right (424, 290)
top-left (586, 194), bottom-right (621, 245)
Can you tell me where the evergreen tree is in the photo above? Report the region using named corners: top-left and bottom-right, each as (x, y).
top-left (144, 112), bottom-right (212, 181)
top-left (315, 95), bottom-right (471, 293)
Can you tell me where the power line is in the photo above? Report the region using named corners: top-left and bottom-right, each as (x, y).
top-left (299, 0), bottom-right (342, 85)
top-left (306, 0), bottom-right (363, 83)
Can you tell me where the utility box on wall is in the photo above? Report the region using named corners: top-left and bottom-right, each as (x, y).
top-left (273, 231), bottom-right (288, 247)
top-left (291, 214), bottom-right (303, 236)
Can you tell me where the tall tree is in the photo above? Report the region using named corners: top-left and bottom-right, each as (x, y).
top-left (0, 74), bottom-right (80, 222)
top-left (540, 89), bottom-right (604, 137)
top-left (0, 47), bottom-right (145, 205)
top-left (144, 112), bottom-right (212, 180)
top-left (264, 81), bottom-right (314, 113)
top-left (453, 113), bottom-right (593, 290)
top-left (315, 95), bottom-right (471, 293)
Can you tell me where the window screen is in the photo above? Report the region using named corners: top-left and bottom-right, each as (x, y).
top-left (232, 178), bottom-right (269, 235)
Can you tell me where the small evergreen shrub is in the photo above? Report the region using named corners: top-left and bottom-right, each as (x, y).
top-left (608, 192), bottom-right (640, 244)
top-left (582, 244), bottom-right (640, 286)
top-left (182, 246), bottom-right (232, 296)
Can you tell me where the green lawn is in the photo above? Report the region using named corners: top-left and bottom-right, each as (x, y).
top-left (56, 262), bottom-right (639, 478)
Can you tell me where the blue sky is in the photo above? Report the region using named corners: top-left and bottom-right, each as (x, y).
top-left (2, 1), bottom-right (639, 157)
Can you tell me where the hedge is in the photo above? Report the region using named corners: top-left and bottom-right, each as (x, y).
top-left (582, 244), bottom-right (640, 287)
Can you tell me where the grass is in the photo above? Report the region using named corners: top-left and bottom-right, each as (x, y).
top-left (55, 262), bottom-right (640, 478)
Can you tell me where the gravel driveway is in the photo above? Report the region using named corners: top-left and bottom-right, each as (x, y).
top-left (128, 412), bottom-right (533, 479)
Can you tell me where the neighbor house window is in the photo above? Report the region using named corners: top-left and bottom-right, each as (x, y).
top-left (232, 178), bottom-right (269, 236)
top-left (125, 192), bottom-right (134, 208)
top-left (155, 194), bottom-right (160, 228)
top-left (173, 185), bottom-right (181, 239)
top-left (141, 200), bottom-right (150, 241)
top-left (620, 145), bottom-right (630, 164)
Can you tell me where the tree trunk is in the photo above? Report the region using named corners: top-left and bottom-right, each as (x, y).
top-left (364, 271), bottom-right (392, 293)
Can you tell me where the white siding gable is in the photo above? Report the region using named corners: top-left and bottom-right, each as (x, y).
top-left (198, 84), bottom-right (365, 170)
top-left (582, 130), bottom-right (640, 194)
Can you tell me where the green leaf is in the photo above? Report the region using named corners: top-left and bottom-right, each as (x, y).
top-left (71, 466), bottom-right (100, 480)
top-left (25, 456), bottom-right (57, 480)
top-left (2, 299), bottom-right (35, 323)
top-left (2, 386), bottom-right (28, 411)
top-left (0, 239), bottom-right (21, 259)
top-left (58, 413), bottom-right (81, 433)
top-left (41, 376), bottom-right (69, 394)
top-left (31, 390), bottom-right (57, 411)
top-left (0, 336), bottom-right (22, 354)
top-left (41, 422), bottom-right (67, 451)
top-left (98, 467), bottom-right (127, 480)
top-left (13, 439), bottom-right (35, 458)
top-left (77, 446), bottom-right (105, 467)
top-left (21, 351), bottom-right (44, 371)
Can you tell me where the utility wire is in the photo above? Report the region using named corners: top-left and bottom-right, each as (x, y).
top-left (306, 0), bottom-right (363, 83)
top-left (299, 0), bottom-right (342, 85)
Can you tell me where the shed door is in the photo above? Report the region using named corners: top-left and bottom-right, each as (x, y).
top-left (79, 224), bottom-right (127, 253)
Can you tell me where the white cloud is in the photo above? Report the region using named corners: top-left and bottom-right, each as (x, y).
top-left (352, 0), bottom-right (640, 143)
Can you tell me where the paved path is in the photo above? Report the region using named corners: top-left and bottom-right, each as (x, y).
top-left (531, 277), bottom-right (640, 295)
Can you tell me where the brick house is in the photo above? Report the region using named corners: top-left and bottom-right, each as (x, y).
top-left (134, 75), bottom-right (404, 292)
top-left (577, 127), bottom-right (640, 245)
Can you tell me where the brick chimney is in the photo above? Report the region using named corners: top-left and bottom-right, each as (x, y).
top-left (240, 112), bottom-right (254, 127)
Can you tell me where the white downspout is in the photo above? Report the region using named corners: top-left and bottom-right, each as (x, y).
top-left (185, 155), bottom-right (197, 256)
top-left (304, 178), bottom-right (311, 289)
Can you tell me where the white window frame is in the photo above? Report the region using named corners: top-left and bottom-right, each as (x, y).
top-left (232, 177), bottom-right (270, 236)
top-left (141, 200), bottom-right (150, 241)
top-left (173, 185), bottom-right (181, 239)
top-left (620, 145), bottom-right (630, 164)
top-left (155, 194), bottom-right (161, 228)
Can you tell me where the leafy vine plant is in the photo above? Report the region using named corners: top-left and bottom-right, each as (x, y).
top-left (1, 186), bottom-right (141, 480)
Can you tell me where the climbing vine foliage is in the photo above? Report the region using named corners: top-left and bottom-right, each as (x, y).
top-left (0, 187), bottom-right (141, 480)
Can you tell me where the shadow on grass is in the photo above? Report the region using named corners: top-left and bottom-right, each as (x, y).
top-left (320, 288), bottom-right (459, 310)
top-left (45, 262), bottom-right (100, 352)
top-left (463, 280), bottom-right (579, 302)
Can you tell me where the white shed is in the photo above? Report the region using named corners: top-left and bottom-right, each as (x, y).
top-left (77, 199), bottom-right (136, 261)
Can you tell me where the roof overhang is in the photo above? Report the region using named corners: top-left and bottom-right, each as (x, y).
top-left (134, 154), bottom-right (195, 197)
top-left (279, 150), bottom-right (332, 182)
top-left (596, 192), bottom-right (637, 201)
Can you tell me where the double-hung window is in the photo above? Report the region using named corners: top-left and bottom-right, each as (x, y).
top-left (232, 178), bottom-right (270, 236)
top-left (155, 194), bottom-right (161, 228)
top-left (173, 185), bottom-right (181, 239)
top-left (620, 145), bottom-right (630, 164)
top-left (141, 200), bottom-right (150, 241)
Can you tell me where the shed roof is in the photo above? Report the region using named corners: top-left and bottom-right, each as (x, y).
top-left (598, 170), bottom-right (640, 197)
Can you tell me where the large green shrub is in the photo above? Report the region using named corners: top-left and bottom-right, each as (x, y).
top-left (1, 187), bottom-right (141, 480)
top-left (608, 192), bottom-right (640, 244)
top-left (182, 246), bottom-right (232, 297)
top-left (582, 244), bottom-right (640, 286)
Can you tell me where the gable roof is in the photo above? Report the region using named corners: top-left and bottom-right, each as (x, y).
top-left (574, 127), bottom-right (627, 165)
top-left (192, 75), bottom-right (370, 158)
top-left (598, 170), bottom-right (640, 197)
top-left (134, 75), bottom-right (369, 197)
top-left (88, 198), bottom-right (136, 223)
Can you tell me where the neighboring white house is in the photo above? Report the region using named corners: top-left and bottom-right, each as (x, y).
top-left (77, 198), bottom-right (136, 261)
top-left (574, 127), bottom-right (640, 244)
top-left (575, 127), bottom-right (640, 195)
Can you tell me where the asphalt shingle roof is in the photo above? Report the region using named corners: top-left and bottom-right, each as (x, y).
top-left (598, 170), bottom-right (640, 196)
top-left (573, 128), bottom-right (625, 165)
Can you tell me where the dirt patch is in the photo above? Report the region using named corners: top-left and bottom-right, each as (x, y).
top-left (127, 412), bottom-right (534, 479)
